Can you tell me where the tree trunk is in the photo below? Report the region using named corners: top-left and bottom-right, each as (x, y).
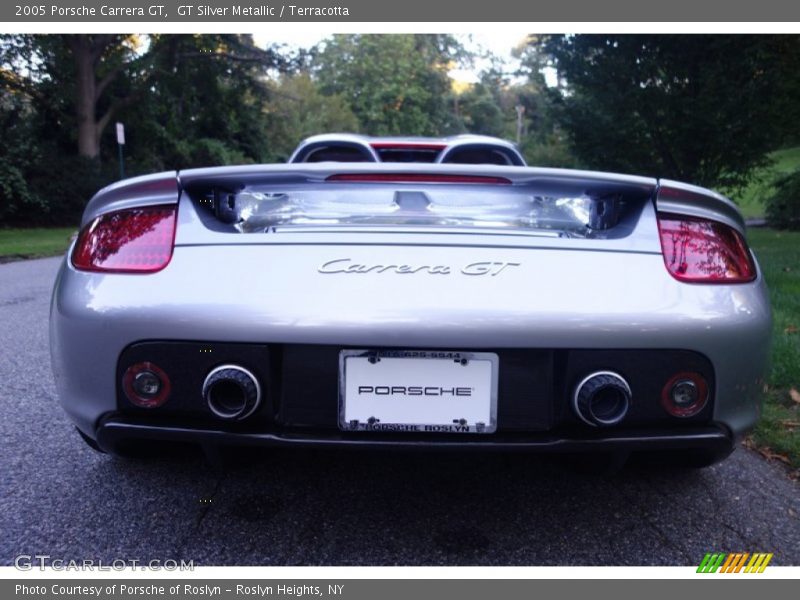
top-left (72, 37), bottom-right (100, 159)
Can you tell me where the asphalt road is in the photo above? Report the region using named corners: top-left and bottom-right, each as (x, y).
top-left (1, 256), bottom-right (799, 567)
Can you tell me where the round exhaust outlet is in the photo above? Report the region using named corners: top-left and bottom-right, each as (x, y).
top-left (203, 364), bottom-right (261, 420)
top-left (573, 371), bottom-right (632, 427)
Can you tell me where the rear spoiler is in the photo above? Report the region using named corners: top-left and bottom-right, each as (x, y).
top-left (80, 164), bottom-right (745, 237)
top-left (656, 179), bottom-right (746, 234)
top-left (177, 162), bottom-right (657, 195)
top-left (81, 172), bottom-right (179, 227)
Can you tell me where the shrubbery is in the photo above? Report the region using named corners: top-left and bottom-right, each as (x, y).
top-left (0, 154), bottom-right (120, 227)
top-left (765, 170), bottom-right (800, 230)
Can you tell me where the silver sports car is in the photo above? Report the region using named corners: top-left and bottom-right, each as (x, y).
top-left (49, 135), bottom-right (771, 467)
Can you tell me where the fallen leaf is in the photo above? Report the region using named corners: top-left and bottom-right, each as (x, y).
top-left (790, 388), bottom-right (800, 404)
top-left (758, 448), bottom-right (792, 464)
top-left (786, 325), bottom-right (799, 335)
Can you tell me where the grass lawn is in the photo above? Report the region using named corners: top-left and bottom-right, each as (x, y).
top-left (0, 227), bottom-right (76, 261)
top-left (748, 228), bottom-right (800, 469)
top-left (728, 146), bottom-right (800, 219)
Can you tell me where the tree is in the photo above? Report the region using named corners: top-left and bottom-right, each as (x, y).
top-left (0, 34), bottom-right (286, 224)
top-left (263, 72), bottom-right (360, 161)
top-left (313, 34), bottom-right (463, 136)
top-left (2, 34), bottom-right (283, 162)
top-left (539, 35), bottom-right (800, 188)
top-left (452, 82), bottom-right (505, 137)
top-left (122, 35), bottom-right (284, 169)
top-left (66, 35), bottom-right (139, 159)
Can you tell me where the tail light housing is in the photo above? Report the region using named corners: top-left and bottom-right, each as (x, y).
top-left (657, 213), bottom-right (756, 283)
top-left (72, 205), bottom-right (177, 273)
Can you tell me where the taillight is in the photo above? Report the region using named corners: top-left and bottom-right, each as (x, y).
top-left (657, 213), bottom-right (756, 283)
top-left (72, 205), bottom-right (177, 273)
top-left (326, 173), bottom-right (512, 185)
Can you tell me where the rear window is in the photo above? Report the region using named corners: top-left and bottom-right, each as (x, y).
top-left (303, 145), bottom-right (373, 162)
top-left (373, 148), bottom-right (440, 163)
top-left (442, 145), bottom-right (523, 166)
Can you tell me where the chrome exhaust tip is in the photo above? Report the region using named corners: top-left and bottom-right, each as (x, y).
top-left (203, 364), bottom-right (261, 420)
top-left (573, 371), bottom-right (631, 427)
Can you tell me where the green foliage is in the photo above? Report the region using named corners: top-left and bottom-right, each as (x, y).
top-left (314, 34), bottom-right (461, 136)
top-left (728, 147), bottom-right (800, 219)
top-left (747, 229), bottom-right (800, 467)
top-left (0, 81), bottom-right (109, 225)
top-left (453, 83), bottom-right (506, 137)
top-left (264, 72), bottom-right (360, 160)
top-left (765, 170), bottom-right (800, 230)
top-left (540, 35), bottom-right (800, 188)
top-left (123, 34), bottom-right (282, 170)
top-left (520, 132), bottom-right (579, 169)
top-left (0, 34), bottom-right (285, 224)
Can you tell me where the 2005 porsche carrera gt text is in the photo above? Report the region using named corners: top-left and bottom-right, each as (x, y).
top-left (49, 135), bottom-right (772, 467)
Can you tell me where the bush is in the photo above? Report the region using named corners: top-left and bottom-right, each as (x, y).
top-left (24, 155), bottom-right (119, 226)
top-left (765, 170), bottom-right (800, 230)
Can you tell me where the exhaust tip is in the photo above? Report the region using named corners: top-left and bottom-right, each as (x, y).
top-left (573, 371), bottom-right (631, 427)
top-left (203, 364), bottom-right (261, 420)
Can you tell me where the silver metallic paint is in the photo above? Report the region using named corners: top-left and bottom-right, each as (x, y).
top-left (50, 164), bottom-right (772, 444)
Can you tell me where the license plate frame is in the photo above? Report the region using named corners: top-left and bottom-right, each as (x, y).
top-left (338, 350), bottom-right (499, 434)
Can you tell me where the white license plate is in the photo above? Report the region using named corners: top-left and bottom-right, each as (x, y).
top-left (339, 350), bottom-right (498, 434)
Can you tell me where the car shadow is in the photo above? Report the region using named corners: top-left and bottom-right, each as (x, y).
top-left (90, 443), bottom-right (720, 565)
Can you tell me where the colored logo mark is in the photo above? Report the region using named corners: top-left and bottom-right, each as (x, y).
top-left (697, 553), bottom-right (773, 573)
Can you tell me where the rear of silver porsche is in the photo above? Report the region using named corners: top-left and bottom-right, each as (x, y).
top-left (49, 164), bottom-right (772, 465)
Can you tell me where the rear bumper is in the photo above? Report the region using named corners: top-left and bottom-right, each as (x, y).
top-left (51, 233), bottom-right (772, 439)
top-left (95, 414), bottom-right (734, 458)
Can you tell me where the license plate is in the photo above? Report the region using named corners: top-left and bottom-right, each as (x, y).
top-left (339, 350), bottom-right (498, 434)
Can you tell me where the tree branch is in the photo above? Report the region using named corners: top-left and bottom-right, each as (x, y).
top-left (178, 50), bottom-right (273, 64)
top-left (94, 62), bottom-right (127, 101)
top-left (96, 94), bottom-right (138, 136)
top-left (90, 35), bottom-right (117, 63)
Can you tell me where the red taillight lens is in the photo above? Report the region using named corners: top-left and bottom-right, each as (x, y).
top-left (326, 173), bottom-right (512, 185)
top-left (72, 205), bottom-right (177, 273)
top-left (657, 213), bottom-right (756, 283)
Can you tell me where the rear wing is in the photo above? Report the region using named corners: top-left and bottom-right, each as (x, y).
top-left (80, 164), bottom-right (746, 239)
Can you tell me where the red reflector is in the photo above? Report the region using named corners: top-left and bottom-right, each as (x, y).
top-left (661, 372), bottom-right (709, 418)
top-left (657, 213), bottom-right (756, 283)
top-left (122, 362), bottom-right (171, 408)
top-left (72, 205), bottom-right (177, 273)
top-left (326, 173), bottom-right (511, 185)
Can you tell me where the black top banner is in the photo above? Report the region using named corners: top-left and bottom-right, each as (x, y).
top-left (5, 0), bottom-right (800, 22)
